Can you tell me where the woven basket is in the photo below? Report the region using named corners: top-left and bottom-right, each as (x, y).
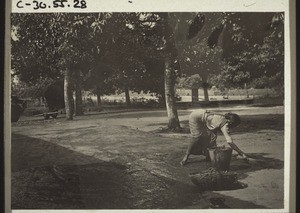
top-left (190, 167), bottom-right (238, 191)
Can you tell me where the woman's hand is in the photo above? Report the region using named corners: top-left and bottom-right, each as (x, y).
top-left (237, 153), bottom-right (249, 162)
top-left (241, 153), bottom-right (249, 163)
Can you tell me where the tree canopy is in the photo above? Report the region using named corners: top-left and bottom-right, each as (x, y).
top-left (212, 12), bottom-right (284, 90)
top-left (11, 12), bottom-right (285, 120)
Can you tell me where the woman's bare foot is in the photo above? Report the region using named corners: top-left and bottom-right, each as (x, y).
top-left (180, 155), bottom-right (188, 166)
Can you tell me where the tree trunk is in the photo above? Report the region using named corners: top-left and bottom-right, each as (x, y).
top-left (64, 67), bottom-right (73, 120)
top-left (96, 89), bottom-right (102, 110)
top-left (163, 13), bottom-right (180, 130)
top-left (191, 88), bottom-right (199, 102)
top-left (164, 56), bottom-right (180, 130)
top-left (203, 87), bottom-right (209, 102)
top-left (125, 86), bottom-right (131, 106)
top-left (74, 70), bottom-right (84, 116)
top-left (75, 88), bottom-right (83, 115)
top-left (96, 91), bottom-right (102, 109)
top-left (71, 93), bottom-right (75, 115)
top-left (245, 83), bottom-right (249, 98)
top-left (39, 97), bottom-right (44, 106)
top-left (202, 74), bottom-right (209, 102)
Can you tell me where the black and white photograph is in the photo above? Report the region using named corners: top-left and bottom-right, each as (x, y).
top-left (6, 0), bottom-right (295, 212)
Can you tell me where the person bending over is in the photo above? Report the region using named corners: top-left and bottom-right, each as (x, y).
top-left (180, 109), bottom-right (248, 166)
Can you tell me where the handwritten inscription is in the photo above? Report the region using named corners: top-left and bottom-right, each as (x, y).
top-left (16, 0), bottom-right (87, 10)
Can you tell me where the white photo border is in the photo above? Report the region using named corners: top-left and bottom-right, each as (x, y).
top-left (5, 0), bottom-right (296, 212)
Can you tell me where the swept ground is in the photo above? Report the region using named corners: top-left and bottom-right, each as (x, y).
top-left (11, 106), bottom-right (284, 209)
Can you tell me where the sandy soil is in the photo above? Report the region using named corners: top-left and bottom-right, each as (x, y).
top-left (11, 106), bottom-right (284, 209)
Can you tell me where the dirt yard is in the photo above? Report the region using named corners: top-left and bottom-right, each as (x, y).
top-left (11, 105), bottom-right (285, 209)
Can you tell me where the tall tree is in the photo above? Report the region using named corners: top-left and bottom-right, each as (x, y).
top-left (159, 13), bottom-right (183, 130)
top-left (178, 13), bottom-right (225, 102)
top-left (212, 12), bottom-right (284, 93)
top-left (11, 13), bottom-right (119, 120)
top-left (83, 61), bottom-right (116, 109)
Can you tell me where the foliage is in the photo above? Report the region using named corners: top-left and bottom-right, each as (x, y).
top-left (101, 13), bottom-right (181, 99)
top-left (210, 63), bottom-right (251, 91)
top-left (11, 12), bottom-right (284, 105)
top-left (11, 77), bottom-right (55, 98)
top-left (181, 41), bottom-right (224, 76)
top-left (11, 13), bottom-right (123, 84)
top-left (171, 12), bottom-right (227, 96)
top-left (216, 12), bottom-right (284, 90)
top-left (177, 74), bottom-right (202, 89)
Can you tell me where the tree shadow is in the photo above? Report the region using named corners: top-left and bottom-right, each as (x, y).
top-left (153, 113), bottom-right (284, 135)
top-left (183, 152), bottom-right (283, 176)
top-left (11, 133), bottom-right (132, 209)
top-left (233, 114), bottom-right (284, 133)
top-left (82, 110), bottom-right (191, 119)
top-left (167, 149), bottom-right (283, 196)
top-left (13, 133), bottom-right (241, 209)
top-left (200, 192), bottom-right (267, 209)
top-left (12, 115), bottom-right (65, 126)
top-left (229, 153), bottom-right (284, 178)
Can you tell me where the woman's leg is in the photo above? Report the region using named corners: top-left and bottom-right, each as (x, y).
top-left (181, 137), bottom-right (202, 165)
top-left (182, 113), bottom-right (206, 165)
top-left (205, 131), bottom-right (217, 161)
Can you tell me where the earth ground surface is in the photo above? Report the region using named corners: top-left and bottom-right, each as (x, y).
top-left (11, 105), bottom-right (285, 209)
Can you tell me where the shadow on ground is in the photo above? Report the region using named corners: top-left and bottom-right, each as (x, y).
top-left (234, 114), bottom-right (284, 132)
top-left (230, 153), bottom-right (284, 179)
top-left (166, 149), bottom-right (283, 186)
top-left (83, 110), bottom-right (191, 119)
top-left (168, 151), bottom-right (283, 177)
top-left (12, 117), bottom-right (283, 210)
top-left (152, 113), bottom-right (284, 134)
top-left (11, 133), bottom-right (208, 209)
top-left (199, 192), bottom-right (267, 209)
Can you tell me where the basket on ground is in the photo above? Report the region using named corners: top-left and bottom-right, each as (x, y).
top-left (189, 167), bottom-right (238, 191)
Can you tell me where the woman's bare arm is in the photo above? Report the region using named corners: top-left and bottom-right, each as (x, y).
top-left (221, 124), bottom-right (247, 157)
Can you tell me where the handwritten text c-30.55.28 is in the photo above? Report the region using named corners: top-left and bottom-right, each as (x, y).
top-left (16, 0), bottom-right (87, 10)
